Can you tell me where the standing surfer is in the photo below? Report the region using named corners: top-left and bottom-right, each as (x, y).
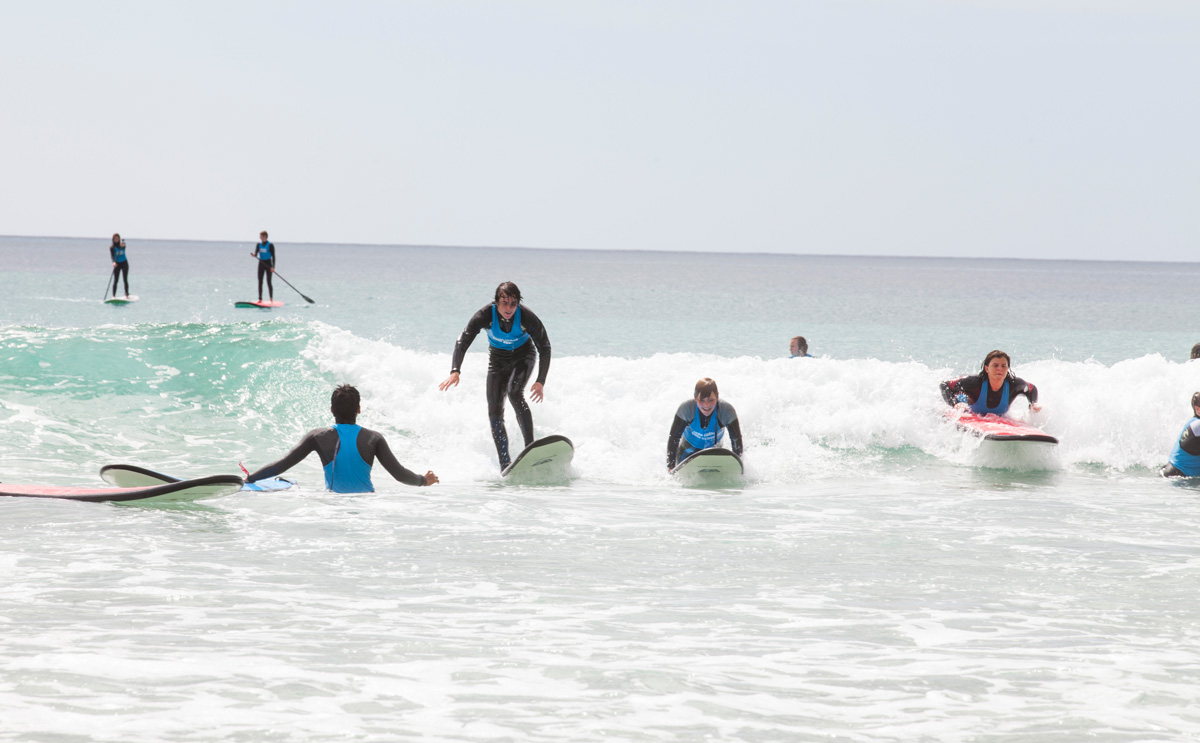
top-left (940, 350), bottom-right (1041, 416)
top-left (666, 377), bottom-right (743, 471)
top-left (109, 233), bottom-right (130, 297)
top-left (252, 230), bottom-right (275, 302)
top-left (1161, 392), bottom-right (1200, 478)
top-left (439, 282), bottom-right (552, 470)
top-left (244, 384), bottom-right (438, 493)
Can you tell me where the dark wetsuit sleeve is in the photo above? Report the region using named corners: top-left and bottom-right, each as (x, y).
top-left (941, 376), bottom-right (983, 406)
top-left (450, 306), bottom-right (492, 374)
top-left (245, 428), bottom-right (327, 482)
top-left (1181, 420), bottom-right (1200, 456)
top-left (1010, 376), bottom-right (1038, 405)
top-left (519, 306), bottom-right (552, 385)
top-left (110, 245), bottom-right (118, 262)
top-left (717, 401), bottom-right (743, 457)
top-left (666, 412), bottom-right (689, 470)
top-left (361, 430), bottom-right (427, 487)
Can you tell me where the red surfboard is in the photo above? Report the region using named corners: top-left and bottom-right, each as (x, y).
top-left (234, 300), bottom-right (285, 308)
top-left (947, 411), bottom-right (1058, 444)
top-left (0, 475), bottom-right (245, 503)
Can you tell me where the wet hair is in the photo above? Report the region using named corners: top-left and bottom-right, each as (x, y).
top-left (791, 336), bottom-right (808, 355)
top-left (112, 233), bottom-right (120, 243)
top-left (494, 281), bottom-right (521, 304)
top-left (694, 377), bottom-right (719, 399)
top-left (980, 350), bottom-right (1016, 381)
top-left (1192, 342), bottom-right (1200, 360)
top-left (330, 384), bottom-right (360, 423)
top-left (1193, 391), bottom-right (1200, 411)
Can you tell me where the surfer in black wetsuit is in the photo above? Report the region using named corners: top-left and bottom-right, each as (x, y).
top-left (439, 282), bottom-right (551, 469)
top-left (110, 233), bottom-right (130, 297)
top-left (252, 230), bottom-right (275, 302)
top-left (244, 384), bottom-right (438, 493)
top-left (940, 350), bottom-right (1040, 417)
top-left (666, 377), bottom-right (744, 471)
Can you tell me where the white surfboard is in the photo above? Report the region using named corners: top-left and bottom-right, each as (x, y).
top-left (100, 464), bottom-right (294, 492)
top-left (671, 448), bottom-right (744, 486)
top-left (104, 295), bottom-right (139, 304)
top-left (501, 435), bottom-right (574, 481)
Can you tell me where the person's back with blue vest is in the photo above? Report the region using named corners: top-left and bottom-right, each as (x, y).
top-left (1162, 391), bottom-right (1200, 478)
top-left (244, 384), bottom-right (439, 492)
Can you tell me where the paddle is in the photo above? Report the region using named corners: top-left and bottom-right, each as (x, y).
top-left (103, 267), bottom-right (115, 301)
top-left (273, 271), bottom-right (315, 304)
top-left (250, 256), bottom-right (314, 304)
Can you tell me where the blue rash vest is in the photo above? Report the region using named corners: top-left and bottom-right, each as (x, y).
top-left (969, 379), bottom-right (1011, 416)
top-left (323, 424), bottom-right (374, 493)
top-left (1168, 417), bottom-right (1200, 476)
top-left (112, 244), bottom-right (127, 263)
top-left (486, 305), bottom-right (530, 350)
top-left (256, 242), bottom-right (273, 261)
top-left (682, 406), bottom-right (725, 451)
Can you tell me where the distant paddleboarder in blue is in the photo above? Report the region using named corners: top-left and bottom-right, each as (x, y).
top-left (789, 336), bottom-right (812, 358)
top-left (109, 233), bottom-right (130, 297)
top-left (439, 281), bottom-right (552, 470)
top-left (1161, 392), bottom-right (1200, 478)
top-left (251, 230), bottom-right (276, 302)
top-left (244, 384), bottom-right (438, 493)
top-left (667, 377), bottom-right (743, 471)
top-left (940, 350), bottom-right (1041, 417)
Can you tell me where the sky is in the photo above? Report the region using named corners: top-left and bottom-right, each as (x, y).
top-left (1, 0), bottom-right (1197, 260)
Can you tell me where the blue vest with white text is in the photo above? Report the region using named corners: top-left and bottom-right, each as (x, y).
top-left (486, 305), bottom-right (530, 350)
top-left (256, 242), bottom-right (273, 261)
top-left (683, 406), bottom-right (725, 451)
top-left (323, 424), bottom-right (374, 493)
top-left (113, 244), bottom-right (127, 263)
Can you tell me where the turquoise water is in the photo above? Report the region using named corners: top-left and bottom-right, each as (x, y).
top-left (3, 236), bottom-right (1200, 741)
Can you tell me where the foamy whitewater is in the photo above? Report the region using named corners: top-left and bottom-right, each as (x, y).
top-left (3, 236), bottom-right (1200, 741)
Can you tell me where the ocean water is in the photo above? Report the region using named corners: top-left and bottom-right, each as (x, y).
top-left (3, 235), bottom-right (1200, 741)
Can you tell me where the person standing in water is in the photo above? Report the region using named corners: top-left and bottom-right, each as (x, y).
top-left (940, 349), bottom-right (1041, 416)
top-left (439, 282), bottom-right (551, 469)
top-left (1161, 392), bottom-right (1200, 478)
top-left (251, 230), bottom-right (275, 302)
top-left (109, 233), bottom-right (130, 297)
top-left (244, 384), bottom-right (438, 492)
top-left (666, 377), bottom-right (744, 471)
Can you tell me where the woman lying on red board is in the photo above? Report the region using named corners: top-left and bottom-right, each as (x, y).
top-left (940, 350), bottom-right (1041, 417)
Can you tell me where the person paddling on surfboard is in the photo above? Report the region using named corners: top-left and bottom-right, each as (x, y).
top-left (252, 230), bottom-right (276, 302)
top-left (940, 350), bottom-right (1041, 417)
top-left (243, 384), bottom-right (438, 493)
top-left (667, 377), bottom-right (744, 471)
top-left (1161, 392), bottom-right (1200, 478)
top-left (110, 233), bottom-right (130, 298)
top-left (439, 281), bottom-right (552, 470)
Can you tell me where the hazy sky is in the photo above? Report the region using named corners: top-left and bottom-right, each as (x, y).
top-left (2, 1), bottom-right (1197, 260)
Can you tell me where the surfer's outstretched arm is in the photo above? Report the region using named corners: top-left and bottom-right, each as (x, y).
top-left (245, 430), bottom-right (323, 482)
top-left (372, 436), bottom-right (437, 486)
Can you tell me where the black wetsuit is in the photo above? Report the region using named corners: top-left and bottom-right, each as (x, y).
top-left (450, 303), bottom-right (551, 468)
top-left (666, 399), bottom-right (744, 471)
top-left (245, 424), bottom-right (427, 487)
top-left (1162, 417), bottom-right (1200, 477)
top-left (940, 374), bottom-right (1038, 411)
top-left (110, 242), bottom-right (129, 296)
top-left (254, 241), bottom-right (275, 301)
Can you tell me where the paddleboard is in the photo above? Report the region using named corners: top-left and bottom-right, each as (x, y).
top-left (501, 435), bottom-right (574, 480)
top-left (100, 463), bottom-right (294, 492)
top-left (0, 475), bottom-right (244, 503)
top-left (104, 295), bottom-right (139, 304)
top-left (234, 300), bottom-right (285, 308)
top-left (671, 448), bottom-right (744, 485)
top-left (948, 411), bottom-right (1058, 444)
